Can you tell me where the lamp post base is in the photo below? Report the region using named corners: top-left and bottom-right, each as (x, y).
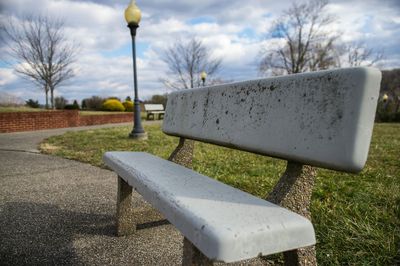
top-left (129, 131), bottom-right (148, 140)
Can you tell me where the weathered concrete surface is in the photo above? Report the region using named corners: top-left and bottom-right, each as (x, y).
top-left (103, 152), bottom-right (316, 263)
top-left (163, 67), bottom-right (381, 173)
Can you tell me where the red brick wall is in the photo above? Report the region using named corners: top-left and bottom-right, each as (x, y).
top-left (0, 110), bottom-right (133, 133)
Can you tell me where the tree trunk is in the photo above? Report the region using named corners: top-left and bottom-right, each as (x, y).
top-left (50, 87), bottom-right (55, 110)
top-left (45, 88), bottom-right (49, 109)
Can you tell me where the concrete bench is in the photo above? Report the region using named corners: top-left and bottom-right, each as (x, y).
top-left (144, 104), bottom-right (165, 120)
top-left (104, 67), bottom-right (381, 265)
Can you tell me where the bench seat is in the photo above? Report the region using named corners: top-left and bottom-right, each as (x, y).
top-left (104, 151), bottom-right (315, 263)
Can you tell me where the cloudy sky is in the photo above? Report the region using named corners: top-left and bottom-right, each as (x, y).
top-left (0, 0), bottom-right (399, 104)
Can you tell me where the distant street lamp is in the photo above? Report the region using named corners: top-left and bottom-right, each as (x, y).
top-left (125, 0), bottom-right (147, 140)
top-left (382, 93), bottom-right (388, 102)
top-left (201, 71), bottom-right (207, 87)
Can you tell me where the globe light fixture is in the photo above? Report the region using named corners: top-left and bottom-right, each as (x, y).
top-left (382, 93), bottom-right (388, 102)
top-left (125, 0), bottom-right (147, 139)
top-left (201, 71), bottom-right (207, 87)
top-left (125, 0), bottom-right (141, 26)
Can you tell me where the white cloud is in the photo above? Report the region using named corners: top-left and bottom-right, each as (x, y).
top-left (0, 68), bottom-right (17, 86)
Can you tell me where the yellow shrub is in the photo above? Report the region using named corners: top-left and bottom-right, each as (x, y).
top-left (102, 99), bottom-right (125, 111)
top-left (123, 101), bottom-right (134, 112)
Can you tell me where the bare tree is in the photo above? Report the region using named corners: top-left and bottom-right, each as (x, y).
top-left (161, 38), bottom-right (222, 170)
top-left (161, 38), bottom-right (222, 90)
top-left (0, 15), bottom-right (78, 109)
top-left (343, 41), bottom-right (384, 67)
top-left (259, 0), bottom-right (340, 75)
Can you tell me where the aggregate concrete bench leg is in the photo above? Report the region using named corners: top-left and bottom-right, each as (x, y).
top-left (116, 176), bottom-right (136, 236)
top-left (266, 161), bottom-right (317, 266)
top-left (182, 237), bottom-right (213, 266)
top-left (168, 137), bottom-right (195, 169)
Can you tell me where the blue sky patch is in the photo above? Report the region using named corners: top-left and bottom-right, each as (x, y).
top-left (187, 16), bottom-right (216, 25)
top-left (238, 28), bottom-right (258, 39)
top-left (102, 42), bottom-right (150, 58)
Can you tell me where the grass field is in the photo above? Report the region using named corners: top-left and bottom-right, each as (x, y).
top-left (40, 123), bottom-right (400, 265)
top-left (79, 110), bottom-right (127, 116)
top-left (0, 106), bottom-right (46, 112)
top-left (79, 110), bottom-right (147, 120)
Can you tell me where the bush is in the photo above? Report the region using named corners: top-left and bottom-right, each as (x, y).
top-left (64, 104), bottom-right (79, 110)
top-left (123, 101), bottom-right (134, 112)
top-left (102, 99), bottom-right (125, 111)
top-left (64, 100), bottom-right (80, 110)
top-left (25, 99), bottom-right (40, 108)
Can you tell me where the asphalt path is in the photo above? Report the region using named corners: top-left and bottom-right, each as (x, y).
top-left (0, 122), bottom-right (185, 265)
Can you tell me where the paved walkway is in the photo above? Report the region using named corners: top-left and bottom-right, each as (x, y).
top-left (0, 122), bottom-right (184, 265)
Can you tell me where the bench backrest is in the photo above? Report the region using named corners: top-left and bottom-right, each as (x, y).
top-left (144, 104), bottom-right (164, 111)
top-left (163, 67), bottom-right (381, 173)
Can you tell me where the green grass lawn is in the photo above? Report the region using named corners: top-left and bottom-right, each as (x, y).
top-left (0, 106), bottom-right (46, 112)
top-left (79, 110), bottom-right (148, 120)
top-left (40, 123), bottom-right (400, 265)
top-left (79, 110), bottom-right (127, 116)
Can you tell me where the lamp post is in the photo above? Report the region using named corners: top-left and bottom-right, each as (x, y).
top-left (201, 71), bottom-right (207, 87)
top-left (125, 0), bottom-right (147, 140)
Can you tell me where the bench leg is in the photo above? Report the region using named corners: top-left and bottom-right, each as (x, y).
top-left (266, 161), bottom-right (317, 266)
top-left (168, 137), bottom-right (195, 169)
top-left (182, 237), bottom-right (213, 266)
top-left (116, 176), bottom-right (136, 236)
top-left (168, 139), bottom-right (203, 264)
